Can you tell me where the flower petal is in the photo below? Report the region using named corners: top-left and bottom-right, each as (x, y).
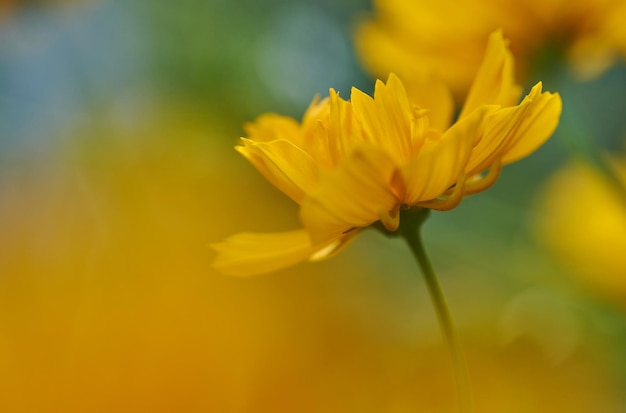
top-left (464, 103), bottom-right (529, 176)
top-left (499, 83), bottom-right (562, 165)
top-left (351, 74), bottom-right (414, 162)
top-left (326, 88), bottom-right (363, 165)
top-left (459, 30), bottom-right (522, 119)
top-left (398, 106), bottom-right (492, 205)
top-left (211, 229), bottom-right (359, 276)
top-left (464, 83), bottom-right (561, 175)
top-left (244, 113), bottom-right (301, 143)
top-left (403, 75), bottom-right (455, 131)
top-left (309, 230), bottom-right (361, 261)
top-left (211, 230), bottom-right (316, 276)
top-left (299, 145), bottom-right (399, 243)
top-left (237, 138), bottom-right (320, 204)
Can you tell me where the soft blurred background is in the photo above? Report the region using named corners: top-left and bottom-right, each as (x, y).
top-left (1, 0), bottom-right (626, 412)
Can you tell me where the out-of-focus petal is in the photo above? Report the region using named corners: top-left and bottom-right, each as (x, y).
top-left (354, 0), bottom-right (487, 100)
top-left (244, 114), bottom-right (301, 143)
top-left (459, 30), bottom-right (522, 120)
top-left (355, 0), bottom-right (626, 98)
top-left (211, 230), bottom-right (316, 277)
top-left (403, 75), bottom-right (455, 131)
top-left (535, 161), bottom-right (626, 300)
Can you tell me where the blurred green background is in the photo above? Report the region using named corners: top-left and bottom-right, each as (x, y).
top-left (1, 0), bottom-right (625, 412)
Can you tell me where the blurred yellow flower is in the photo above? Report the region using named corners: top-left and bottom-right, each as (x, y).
top-left (355, 0), bottom-right (626, 98)
top-left (535, 159), bottom-right (626, 302)
top-left (212, 31), bottom-right (562, 277)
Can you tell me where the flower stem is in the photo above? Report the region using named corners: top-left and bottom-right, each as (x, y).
top-left (399, 208), bottom-right (473, 413)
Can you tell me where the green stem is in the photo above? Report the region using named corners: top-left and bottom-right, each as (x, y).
top-left (398, 208), bottom-right (473, 413)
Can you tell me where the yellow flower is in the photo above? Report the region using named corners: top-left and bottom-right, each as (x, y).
top-left (212, 31), bottom-right (562, 276)
top-left (535, 159), bottom-right (626, 303)
top-left (355, 0), bottom-right (626, 99)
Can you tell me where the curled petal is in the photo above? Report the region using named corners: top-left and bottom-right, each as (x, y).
top-left (419, 172), bottom-right (467, 211)
top-left (378, 205), bottom-right (401, 231)
top-left (464, 160), bottom-right (503, 196)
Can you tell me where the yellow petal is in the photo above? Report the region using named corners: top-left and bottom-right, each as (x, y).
top-left (245, 96), bottom-right (335, 169)
top-left (465, 83), bottom-right (561, 183)
top-left (459, 30), bottom-right (522, 120)
top-left (350, 86), bottom-right (386, 146)
top-left (464, 83), bottom-right (561, 179)
top-left (398, 106), bottom-right (491, 205)
top-left (419, 172), bottom-right (467, 211)
top-left (299, 145), bottom-right (399, 243)
top-left (353, 7), bottom-right (483, 101)
top-left (210, 230), bottom-right (315, 276)
top-left (402, 75), bottom-right (455, 131)
top-left (463, 159), bottom-right (502, 196)
top-left (326, 89), bottom-right (363, 165)
top-left (237, 138), bottom-right (320, 204)
top-left (211, 229), bottom-right (358, 276)
top-left (309, 229), bottom-right (361, 261)
top-left (301, 95), bottom-right (329, 130)
top-left (354, 18), bottom-right (431, 89)
top-left (499, 83), bottom-right (562, 165)
top-left (374, 74), bottom-right (414, 159)
top-left (378, 205), bottom-right (401, 231)
top-left (351, 74), bottom-right (414, 161)
top-left (244, 113), bottom-right (301, 143)
top-left (299, 95), bottom-right (336, 167)
top-left (465, 103), bottom-right (528, 176)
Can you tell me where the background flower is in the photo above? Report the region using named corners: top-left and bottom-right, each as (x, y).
top-left (534, 157), bottom-right (626, 304)
top-left (355, 0), bottom-right (626, 99)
